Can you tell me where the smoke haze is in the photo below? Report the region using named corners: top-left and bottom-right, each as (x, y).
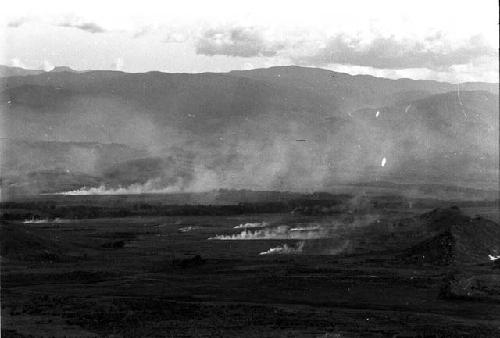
top-left (1, 67), bottom-right (498, 198)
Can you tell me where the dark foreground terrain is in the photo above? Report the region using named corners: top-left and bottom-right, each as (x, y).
top-left (2, 195), bottom-right (500, 337)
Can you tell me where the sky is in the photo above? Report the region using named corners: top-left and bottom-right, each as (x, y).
top-left (0, 0), bottom-right (498, 83)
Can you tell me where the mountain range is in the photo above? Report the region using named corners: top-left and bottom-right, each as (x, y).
top-left (0, 65), bottom-right (498, 199)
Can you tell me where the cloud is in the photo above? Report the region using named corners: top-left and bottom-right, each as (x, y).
top-left (10, 58), bottom-right (28, 68)
top-left (7, 17), bottom-right (29, 28)
top-left (242, 62), bottom-right (256, 70)
top-left (295, 33), bottom-right (497, 70)
top-left (132, 25), bottom-right (189, 43)
top-left (196, 26), bottom-right (283, 57)
top-left (10, 58), bottom-right (52, 72)
top-left (195, 25), bottom-right (496, 77)
top-left (163, 31), bottom-right (188, 43)
top-left (41, 60), bottom-right (54, 71)
top-left (112, 57), bottom-right (124, 71)
top-left (132, 26), bottom-right (151, 38)
top-left (323, 55), bottom-right (499, 83)
top-left (58, 21), bottom-right (106, 33)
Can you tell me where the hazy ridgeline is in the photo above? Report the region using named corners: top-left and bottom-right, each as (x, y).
top-left (1, 66), bottom-right (498, 199)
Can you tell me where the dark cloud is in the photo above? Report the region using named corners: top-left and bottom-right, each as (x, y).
top-left (58, 21), bottom-right (106, 34)
top-left (294, 34), bottom-right (496, 70)
top-left (196, 27), bottom-right (283, 57)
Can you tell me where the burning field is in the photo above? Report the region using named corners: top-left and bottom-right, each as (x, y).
top-left (2, 194), bottom-right (500, 337)
top-left (1, 2), bottom-right (498, 335)
top-left (208, 218), bottom-right (367, 256)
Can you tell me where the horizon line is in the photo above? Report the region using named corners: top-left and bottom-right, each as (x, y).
top-left (1, 64), bottom-right (498, 85)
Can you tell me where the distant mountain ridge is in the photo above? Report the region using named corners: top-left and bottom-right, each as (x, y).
top-left (0, 65), bottom-right (498, 197)
top-left (0, 65), bottom-right (45, 78)
top-left (2, 64), bottom-right (498, 110)
top-left (0, 65), bottom-right (86, 78)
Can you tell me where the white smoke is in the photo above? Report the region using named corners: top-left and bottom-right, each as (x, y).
top-left (234, 222), bottom-right (269, 229)
top-left (488, 254), bottom-right (500, 261)
top-left (178, 226), bottom-right (201, 232)
top-left (23, 218), bottom-right (49, 224)
top-left (22, 217), bottom-right (69, 224)
top-left (290, 225), bottom-right (321, 231)
top-left (209, 225), bottom-right (329, 240)
top-left (42, 60), bottom-right (54, 71)
top-left (259, 239), bottom-right (351, 256)
top-left (57, 181), bottom-right (184, 195)
top-left (113, 57), bottom-right (124, 71)
top-left (10, 57), bottom-right (29, 69)
top-left (324, 240), bottom-right (351, 255)
top-left (259, 241), bottom-right (305, 255)
top-left (52, 218), bottom-right (71, 223)
top-left (56, 164), bottom-right (219, 195)
top-left (211, 216), bottom-right (378, 241)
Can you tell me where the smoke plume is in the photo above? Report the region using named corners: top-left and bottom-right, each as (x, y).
top-left (259, 241), bottom-right (305, 255)
top-left (234, 222), bottom-right (269, 229)
top-left (209, 225), bottom-right (330, 240)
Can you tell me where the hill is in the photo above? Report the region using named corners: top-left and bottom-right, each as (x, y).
top-left (0, 66), bottom-right (498, 197)
top-left (402, 207), bottom-right (500, 265)
top-left (0, 65), bottom-right (44, 78)
top-left (230, 66), bottom-right (499, 111)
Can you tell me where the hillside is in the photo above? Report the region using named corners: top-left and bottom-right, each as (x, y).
top-left (229, 66), bottom-right (499, 111)
top-left (401, 207), bottom-right (500, 265)
top-left (0, 66), bottom-right (498, 197)
top-left (0, 65), bottom-right (44, 78)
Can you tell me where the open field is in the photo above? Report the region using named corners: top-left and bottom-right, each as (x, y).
top-left (2, 195), bottom-right (500, 337)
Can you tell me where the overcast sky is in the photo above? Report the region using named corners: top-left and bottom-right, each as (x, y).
top-left (0, 0), bottom-right (498, 83)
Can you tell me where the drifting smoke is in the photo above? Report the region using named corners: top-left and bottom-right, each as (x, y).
top-left (259, 241), bottom-right (305, 255)
top-left (4, 72), bottom-right (497, 198)
top-left (22, 217), bottom-right (69, 224)
top-left (212, 216), bottom-right (378, 241)
top-left (211, 216), bottom-right (376, 255)
top-left (57, 164), bottom-right (219, 195)
top-left (178, 226), bottom-right (201, 232)
top-left (209, 225), bottom-right (330, 240)
top-left (323, 240), bottom-right (351, 255)
top-left (290, 225), bottom-right (321, 231)
top-left (488, 254), bottom-right (500, 261)
top-left (234, 222), bottom-right (269, 229)
top-left (259, 239), bottom-right (351, 256)
top-left (23, 218), bottom-right (49, 224)
top-left (58, 182), bottom-right (184, 195)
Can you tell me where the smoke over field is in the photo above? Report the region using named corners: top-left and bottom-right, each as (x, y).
top-left (1, 68), bottom-right (498, 198)
top-left (234, 222), bottom-right (269, 229)
top-left (209, 214), bottom-right (378, 256)
top-left (2, 3), bottom-right (499, 337)
top-left (259, 241), bottom-right (305, 255)
top-left (209, 225), bottom-right (331, 240)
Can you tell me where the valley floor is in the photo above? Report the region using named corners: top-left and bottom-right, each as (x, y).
top-left (2, 206), bottom-right (500, 337)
